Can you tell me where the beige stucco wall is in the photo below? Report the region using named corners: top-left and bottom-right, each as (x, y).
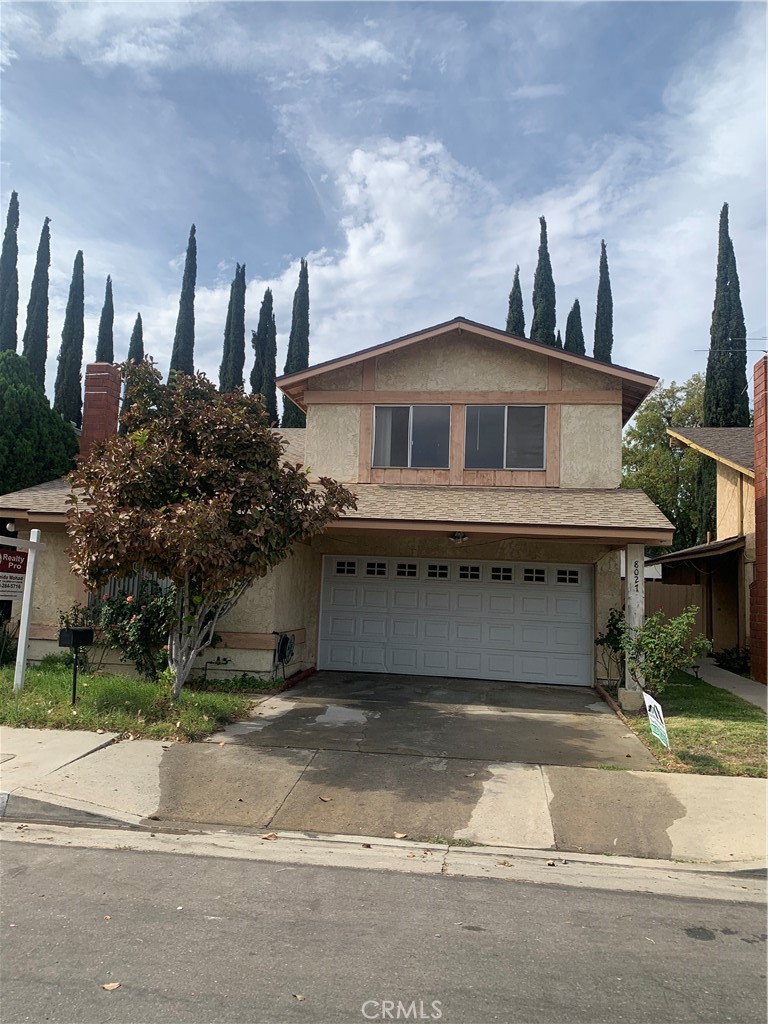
top-left (217, 573), bottom-right (276, 633)
top-left (595, 549), bottom-right (622, 682)
top-left (272, 542), bottom-right (322, 672)
top-left (12, 526), bottom-right (87, 631)
top-left (304, 404), bottom-right (360, 481)
top-left (559, 405), bottom-right (622, 487)
top-left (716, 463), bottom-right (755, 553)
top-left (561, 363), bottom-right (618, 392)
top-left (374, 336), bottom-right (548, 392)
top-left (310, 363), bottom-right (363, 391)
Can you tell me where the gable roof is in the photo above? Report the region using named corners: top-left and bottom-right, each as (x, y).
top-left (277, 316), bottom-right (658, 424)
top-left (667, 427), bottom-right (755, 477)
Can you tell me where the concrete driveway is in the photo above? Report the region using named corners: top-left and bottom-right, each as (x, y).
top-left (149, 672), bottom-right (660, 846)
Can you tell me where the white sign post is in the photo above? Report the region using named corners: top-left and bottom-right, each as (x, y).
top-left (2, 530), bottom-right (45, 694)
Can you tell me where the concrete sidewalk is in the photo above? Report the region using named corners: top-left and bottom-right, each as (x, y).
top-left (0, 725), bottom-right (765, 865)
top-left (694, 658), bottom-right (768, 711)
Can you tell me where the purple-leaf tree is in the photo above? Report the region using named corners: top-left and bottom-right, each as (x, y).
top-left (67, 362), bottom-right (356, 697)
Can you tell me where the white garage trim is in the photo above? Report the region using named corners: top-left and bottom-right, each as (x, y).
top-left (318, 556), bottom-right (594, 686)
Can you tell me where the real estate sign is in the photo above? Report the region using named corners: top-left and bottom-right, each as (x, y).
top-left (642, 691), bottom-right (670, 749)
top-left (0, 549), bottom-right (28, 599)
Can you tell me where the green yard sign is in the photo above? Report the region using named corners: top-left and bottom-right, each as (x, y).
top-left (642, 692), bottom-right (670, 749)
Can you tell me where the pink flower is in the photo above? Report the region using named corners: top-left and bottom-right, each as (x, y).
top-left (163, 644), bottom-right (169, 652)
top-left (103, 593), bottom-right (109, 600)
top-left (126, 595), bottom-right (134, 603)
top-left (130, 615), bottom-right (136, 624)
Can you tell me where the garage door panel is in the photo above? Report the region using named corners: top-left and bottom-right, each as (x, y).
top-left (326, 614), bottom-right (357, 638)
top-left (423, 649), bottom-right (450, 672)
top-left (424, 620), bottom-right (450, 640)
top-left (319, 557), bottom-right (593, 686)
top-left (362, 589), bottom-right (388, 609)
top-left (360, 617), bottom-right (387, 640)
top-left (359, 646), bottom-right (387, 670)
top-left (392, 618), bottom-right (418, 639)
top-left (390, 647), bottom-right (419, 670)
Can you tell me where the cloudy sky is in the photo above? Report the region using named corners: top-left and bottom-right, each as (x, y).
top-left (1, 1), bottom-right (766, 406)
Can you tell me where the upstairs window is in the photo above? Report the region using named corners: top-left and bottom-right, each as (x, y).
top-left (373, 406), bottom-right (451, 469)
top-left (465, 405), bottom-right (546, 470)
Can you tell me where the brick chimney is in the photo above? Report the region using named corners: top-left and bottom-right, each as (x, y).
top-left (79, 362), bottom-right (122, 460)
top-left (750, 355), bottom-right (767, 684)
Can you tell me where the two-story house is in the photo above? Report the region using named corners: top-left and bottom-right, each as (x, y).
top-left (0, 317), bottom-right (673, 688)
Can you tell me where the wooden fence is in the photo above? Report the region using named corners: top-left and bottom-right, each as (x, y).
top-left (645, 581), bottom-right (705, 633)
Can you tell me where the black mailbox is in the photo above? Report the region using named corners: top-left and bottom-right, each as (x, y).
top-left (58, 627), bottom-right (94, 648)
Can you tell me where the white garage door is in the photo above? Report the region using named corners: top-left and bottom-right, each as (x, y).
top-left (318, 556), bottom-right (594, 686)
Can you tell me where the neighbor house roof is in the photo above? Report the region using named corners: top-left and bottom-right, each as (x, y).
top-left (332, 485), bottom-right (674, 544)
top-left (667, 427), bottom-right (755, 476)
top-left (277, 317), bottom-right (658, 425)
top-left (0, 429), bottom-right (308, 523)
top-left (646, 536), bottom-right (746, 566)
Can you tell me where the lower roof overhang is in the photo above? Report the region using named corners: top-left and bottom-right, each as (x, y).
top-left (327, 518), bottom-right (674, 546)
top-left (645, 535), bottom-right (745, 566)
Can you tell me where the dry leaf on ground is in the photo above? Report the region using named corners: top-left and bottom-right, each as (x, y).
top-left (260, 832), bottom-right (278, 841)
top-left (319, 796), bottom-right (331, 802)
top-left (101, 982), bottom-right (121, 991)
top-left (393, 832), bottom-right (408, 839)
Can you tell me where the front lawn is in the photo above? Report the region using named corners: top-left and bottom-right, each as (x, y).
top-left (618, 670), bottom-right (767, 778)
top-left (0, 664), bottom-right (249, 741)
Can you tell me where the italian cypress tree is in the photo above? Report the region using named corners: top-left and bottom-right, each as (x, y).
top-left (251, 287), bottom-right (279, 425)
top-left (219, 263), bottom-right (246, 392)
top-left (696, 203), bottom-right (750, 541)
top-left (564, 298), bottom-right (585, 355)
top-left (127, 313), bottom-right (144, 364)
top-left (530, 217), bottom-right (556, 347)
top-left (0, 351), bottom-right (78, 494)
top-left (0, 191), bottom-right (20, 352)
top-left (53, 250), bottom-right (85, 428)
top-left (506, 265), bottom-right (525, 337)
top-left (119, 313), bottom-right (145, 434)
top-left (95, 275), bottom-right (114, 362)
top-left (282, 258), bottom-right (309, 428)
top-left (21, 217), bottom-right (51, 387)
top-left (169, 224), bottom-right (196, 376)
top-left (593, 240), bottom-right (614, 363)
top-left (555, 329), bottom-right (562, 349)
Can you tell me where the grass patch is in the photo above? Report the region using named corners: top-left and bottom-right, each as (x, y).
top-left (426, 836), bottom-right (479, 847)
top-left (0, 665), bottom-right (249, 741)
top-left (621, 670), bottom-right (767, 778)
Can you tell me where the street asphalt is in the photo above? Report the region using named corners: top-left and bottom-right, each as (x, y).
top-left (1, 839), bottom-right (766, 1024)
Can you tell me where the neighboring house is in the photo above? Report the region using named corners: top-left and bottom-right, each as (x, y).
top-left (0, 317), bottom-right (673, 687)
top-left (650, 427), bottom-right (754, 654)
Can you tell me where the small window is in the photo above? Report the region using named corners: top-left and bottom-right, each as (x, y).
top-left (366, 562), bottom-right (387, 577)
top-left (491, 566), bottom-right (513, 582)
top-left (335, 560), bottom-right (357, 576)
top-left (396, 562), bottom-right (418, 578)
top-left (373, 405), bottom-right (451, 468)
top-left (427, 563), bottom-right (449, 579)
top-left (465, 405), bottom-right (546, 470)
top-left (523, 567), bottom-right (546, 583)
top-left (556, 569), bottom-right (580, 585)
top-left (458, 565), bottom-right (481, 580)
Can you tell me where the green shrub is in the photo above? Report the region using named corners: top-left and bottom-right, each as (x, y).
top-left (90, 581), bottom-right (175, 681)
top-left (713, 646), bottom-right (751, 677)
top-left (595, 607), bottom-right (625, 683)
top-left (622, 606), bottom-right (712, 696)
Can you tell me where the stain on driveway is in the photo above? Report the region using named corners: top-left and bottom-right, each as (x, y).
top-left (146, 673), bottom-right (659, 845)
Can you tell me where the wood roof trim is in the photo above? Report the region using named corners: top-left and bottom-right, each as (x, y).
top-left (666, 428), bottom-right (755, 478)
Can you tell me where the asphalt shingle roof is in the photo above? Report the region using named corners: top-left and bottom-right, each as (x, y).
top-left (668, 427), bottom-right (754, 474)
top-left (344, 485), bottom-right (673, 532)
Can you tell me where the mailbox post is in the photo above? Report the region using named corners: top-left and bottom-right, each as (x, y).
top-left (58, 627), bottom-right (95, 706)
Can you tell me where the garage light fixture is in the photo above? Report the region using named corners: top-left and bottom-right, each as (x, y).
top-left (449, 531), bottom-right (469, 544)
